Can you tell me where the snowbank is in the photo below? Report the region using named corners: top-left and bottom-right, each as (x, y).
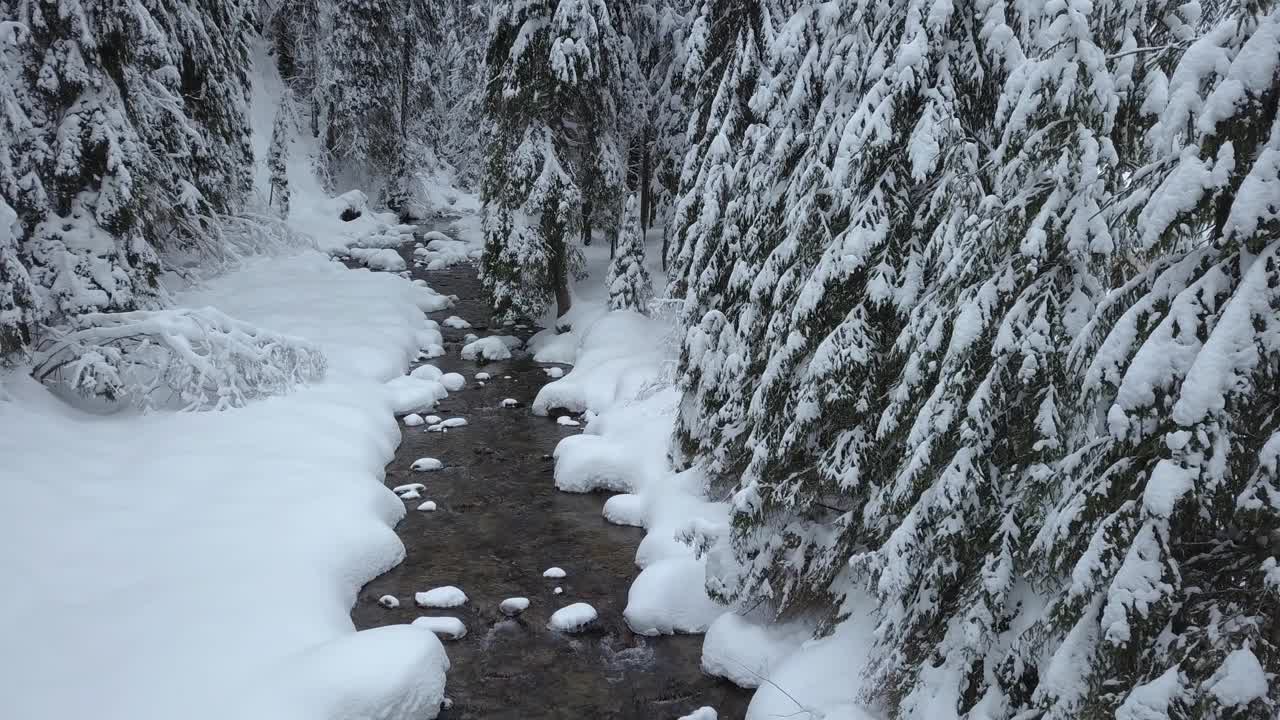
top-left (701, 612), bottom-right (811, 689)
top-left (539, 305), bottom-right (733, 640)
top-left (251, 625), bottom-right (449, 720)
top-left (0, 374), bottom-right (444, 720)
top-left (540, 296), bottom-right (886, 717)
top-left (181, 250), bottom-right (444, 382)
top-left (0, 245), bottom-right (453, 720)
top-left (742, 602), bottom-right (881, 720)
top-left (531, 311), bottom-right (665, 416)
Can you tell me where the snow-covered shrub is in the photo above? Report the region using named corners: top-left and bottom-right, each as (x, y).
top-left (32, 308), bottom-right (326, 411)
top-left (164, 213), bottom-right (316, 282)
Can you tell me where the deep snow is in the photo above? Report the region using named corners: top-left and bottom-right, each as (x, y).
top-left (0, 43), bottom-right (461, 720)
top-left (0, 250), bottom-right (453, 720)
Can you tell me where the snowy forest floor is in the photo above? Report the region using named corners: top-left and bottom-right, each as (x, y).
top-left (350, 224), bottom-right (750, 718)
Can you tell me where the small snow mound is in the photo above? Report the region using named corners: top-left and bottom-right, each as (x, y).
top-left (603, 493), bottom-right (645, 527)
top-left (378, 595), bottom-right (400, 609)
top-left (416, 344), bottom-right (446, 360)
top-left (501, 398), bottom-right (520, 408)
top-left (411, 364), bottom-right (443, 381)
top-left (548, 603), bottom-right (598, 633)
top-left (384, 376), bottom-right (447, 414)
top-left (417, 500), bottom-right (437, 512)
top-left (543, 567), bottom-right (567, 579)
top-left (403, 413), bottom-right (425, 427)
top-left (346, 247), bottom-right (406, 272)
top-left (426, 417), bottom-right (468, 432)
top-left (399, 490), bottom-right (422, 500)
top-left (442, 316), bottom-right (471, 329)
top-left (499, 597), bottom-right (531, 617)
top-left (440, 373), bottom-right (466, 392)
top-left (461, 335), bottom-right (523, 361)
top-left (411, 458), bottom-right (443, 472)
top-left (544, 367), bottom-right (565, 378)
top-left (475, 372), bottom-right (491, 381)
top-left (411, 616), bottom-right (467, 640)
top-left (424, 415), bottom-right (442, 425)
top-left (553, 587), bottom-right (563, 594)
top-left (553, 435), bottom-right (637, 493)
top-left (415, 586), bottom-right (468, 608)
top-left (556, 415), bottom-right (580, 427)
top-left (624, 556), bottom-right (723, 636)
top-left (528, 328), bottom-right (579, 364)
top-left (678, 708), bottom-right (718, 720)
top-left (393, 483), bottom-right (425, 494)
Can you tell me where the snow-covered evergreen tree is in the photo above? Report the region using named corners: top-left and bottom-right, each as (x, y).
top-left (0, 0), bottom-right (254, 357)
top-left (0, 196), bottom-right (37, 358)
top-left (268, 108), bottom-right (292, 218)
top-left (1019, 6), bottom-right (1280, 717)
top-left (628, 0), bottom-right (700, 255)
top-left (606, 195), bottom-right (652, 312)
top-left (480, 0), bottom-right (638, 320)
top-left (431, 3), bottom-right (490, 187)
top-left (667, 0), bottom-right (1280, 717)
top-left (319, 0), bottom-right (403, 173)
top-left (0, 27), bottom-right (39, 357)
top-left (556, 0), bottom-right (637, 249)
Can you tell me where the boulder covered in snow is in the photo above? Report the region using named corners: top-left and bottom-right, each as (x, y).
top-left (426, 417), bottom-right (467, 432)
top-left (329, 189), bottom-right (368, 221)
top-left (442, 316), bottom-right (471, 329)
top-left (460, 335), bottom-right (523, 362)
top-left (547, 603), bottom-right (598, 633)
top-left (411, 458), bottom-right (444, 472)
top-left (499, 597), bottom-right (530, 617)
top-left (411, 616), bottom-right (467, 640)
top-left (415, 586), bottom-right (468, 608)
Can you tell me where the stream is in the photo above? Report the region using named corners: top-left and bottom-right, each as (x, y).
top-left (349, 225), bottom-right (752, 719)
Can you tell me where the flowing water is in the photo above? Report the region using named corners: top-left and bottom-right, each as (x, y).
top-left (349, 227), bottom-right (751, 719)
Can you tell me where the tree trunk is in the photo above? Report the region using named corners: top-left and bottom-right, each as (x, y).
top-left (639, 128), bottom-right (652, 238)
top-left (399, 10), bottom-right (411, 141)
top-left (582, 200), bottom-right (593, 248)
top-left (550, 229), bottom-right (572, 320)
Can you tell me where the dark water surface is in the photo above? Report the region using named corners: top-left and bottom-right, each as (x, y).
top-left (349, 229), bottom-right (751, 719)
